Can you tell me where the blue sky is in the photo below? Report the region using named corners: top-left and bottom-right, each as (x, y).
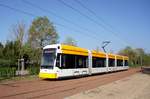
top-left (0, 0), bottom-right (150, 53)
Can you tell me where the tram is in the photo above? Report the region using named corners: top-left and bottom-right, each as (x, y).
top-left (39, 44), bottom-right (129, 79)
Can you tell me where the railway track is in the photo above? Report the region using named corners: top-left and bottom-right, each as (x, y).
top-left (0, 68), bottom-right (140, 99)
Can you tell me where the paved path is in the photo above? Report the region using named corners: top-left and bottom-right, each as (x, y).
top-left (67, 73), bottom-right (150, 99)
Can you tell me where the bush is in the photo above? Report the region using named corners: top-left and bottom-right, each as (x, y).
top-left (27, 65), bottom-right (40, 75)
top-left (0, 67), bottom-right (17, 80)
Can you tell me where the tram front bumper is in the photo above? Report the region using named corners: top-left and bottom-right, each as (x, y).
top-left (39, 73), bottom-right (58, 79)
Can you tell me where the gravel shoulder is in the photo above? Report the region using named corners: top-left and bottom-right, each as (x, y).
top-left (66, 73), bottom-right (150, 99)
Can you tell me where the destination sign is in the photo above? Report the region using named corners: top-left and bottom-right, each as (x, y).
top-left (43, 49), bottom-right (56, 53)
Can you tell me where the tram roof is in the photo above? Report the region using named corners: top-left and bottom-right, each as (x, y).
top-left (43, 44), bottom-right (129, 59)
top-left (92, 50), bottom-right (106, 58)
top-left (61, 44), bottom-right (89, 56)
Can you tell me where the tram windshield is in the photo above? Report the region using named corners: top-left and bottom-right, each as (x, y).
top-left (41, 49), bottom-right (56, 69)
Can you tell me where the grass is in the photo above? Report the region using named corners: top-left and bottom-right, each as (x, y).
top-left (0, 66), bottom-right (40, 83)
top-left (0, 74), bottom-right (39, 84)
top-left (129, 64), bottom-right (142, 68)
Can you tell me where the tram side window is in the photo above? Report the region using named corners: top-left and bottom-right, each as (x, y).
top-left (109, 59), bottom-right (115, 67)
top-left (92, 57), bottom-right (106, 68)
top-left (61, 54), bottom-right (76, 69)
top-left (76, 56), bottom-right (88, 68)
top-left (125, 60), bottom-right (128, 66)
top-left (117, 59), bottom-right (123, 66)
top-left (60, 54), bottom-right (88, 69)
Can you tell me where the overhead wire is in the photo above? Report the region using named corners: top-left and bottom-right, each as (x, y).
top-left (0, 0), bottom-right (135, 50)
top-left (58, 0), bottom-right (132, 46)
top-left (22, 0), bottom-right (103, 41)
top-left (0, 3), bottom-right (37, 17)
top-left (75, 0), bottom-right (114, 30)
top-left (0, 3), bottom-right (100, 43)
top-left (23, 0), bottom-right (131, 47)
top-left (74, 0), bottom-right (135, 47)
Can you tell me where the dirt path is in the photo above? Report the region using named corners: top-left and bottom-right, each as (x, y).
top-left (66, 73), bottom-right (150, 99)
top-left (0, 68), bottom-right (140, 99)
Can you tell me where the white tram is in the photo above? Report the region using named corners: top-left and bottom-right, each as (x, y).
top-left (39, 44), bottom-right (129, 79)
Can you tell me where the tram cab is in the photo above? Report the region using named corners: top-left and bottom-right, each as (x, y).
top-left (39, 44), bottom-right (90, 79)
top-left (39, 44), bottom-right (59, 79)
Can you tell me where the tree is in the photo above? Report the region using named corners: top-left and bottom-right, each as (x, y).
top-left (28, 16), bottom-right (58, 48)
top-left (0, 42), bottom-right (4, 58)
top-left (10, 21), bottom-right (26, 58)
top-left (118, 46), bottom-right (137, 66)
top-left (118, 46), bottom-right (150, 66)
top-left (22, 42), bottom-right (41, 65)
top-left (95, 46), bottom-right (100, 52)
top-left (63, 36), bottom-right (77, 46)
top-left (2, 41), bottom-right (19, 67)
top-left (135, 48), bottom-right (145, 65)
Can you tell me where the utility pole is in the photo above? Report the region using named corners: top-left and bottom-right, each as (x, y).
top-left (102, 41), bottom-right (111, 53)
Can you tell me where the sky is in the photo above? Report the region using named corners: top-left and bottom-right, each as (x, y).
top-left (0, 0), bottom-right (150, 53)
